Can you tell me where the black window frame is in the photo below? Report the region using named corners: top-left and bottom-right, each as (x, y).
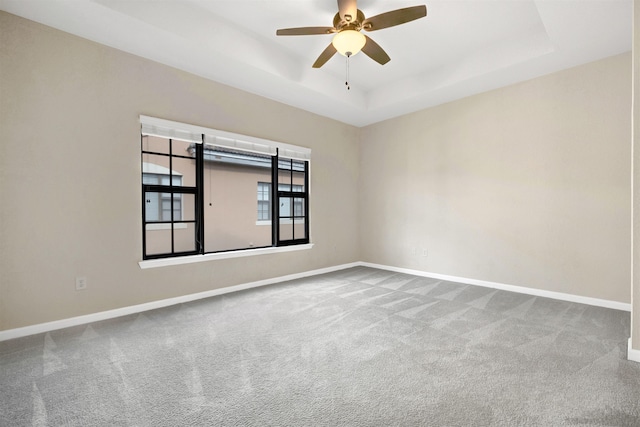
top-left (273, 156), bottom-right (310, 247)
top-left (142, 135), bottom-right (309, 260)
top-left (142, 137), bottom-right (201, 259)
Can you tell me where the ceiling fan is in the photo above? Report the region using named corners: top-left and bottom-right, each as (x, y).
top-left (276, 0), bottom-right (427, 68)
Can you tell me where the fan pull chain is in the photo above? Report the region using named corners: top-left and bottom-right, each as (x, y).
top-left (345, 53), bottom-right (351, 91)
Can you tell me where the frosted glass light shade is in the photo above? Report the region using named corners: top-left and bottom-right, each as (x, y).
top-left (332, 30), bottom-right (366, 57)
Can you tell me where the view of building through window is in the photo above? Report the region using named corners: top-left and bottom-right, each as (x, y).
top-left (141, 121), bottom-right (309, 260)
top-left (143, 173), bottom-right (182, 222)
top-left (256, 182), bottom-right (304, 222)
top-left (257, 182), bottom-right (271, 221)
top-left (202, 147), bottom-right (274, 252)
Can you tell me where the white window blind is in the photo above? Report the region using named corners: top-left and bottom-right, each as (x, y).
top-left (140, 117), bottom-right (203, 143)
top-left (204, 134), bottom-right (276, 156)
top-left (276, 144), bottom-right (311, 161)
top-left (140, 115), bottom-right (310, 159)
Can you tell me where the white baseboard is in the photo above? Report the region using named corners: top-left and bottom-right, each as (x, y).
top-left (0, 262), bottom-right (360, 342)
top-left (0, 260), bottom-right (632, 342)
top-left (630, 339), bottom-right (640, 363)
top-left (359, 262), bottom-right (632, 312)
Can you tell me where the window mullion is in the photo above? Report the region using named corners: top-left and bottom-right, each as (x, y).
top-left (304, 160), bottom-right (309, 242)
top-left (141, 134), bottom-right (147, 259)
top-left (271, 153), bottom-right (279, 246)
top-left (289, 159), bottom-right (295, 240)
top-left (196, 142), bottom-right (204, 254)
top-left (169, 139), bottom-right (175, 254)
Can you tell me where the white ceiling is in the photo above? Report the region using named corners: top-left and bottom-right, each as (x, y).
top-left (0, 0), bottom-right (633, 127)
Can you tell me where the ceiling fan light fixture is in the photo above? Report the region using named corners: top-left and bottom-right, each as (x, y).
top-left (332, 30), bottom-right (366, 57)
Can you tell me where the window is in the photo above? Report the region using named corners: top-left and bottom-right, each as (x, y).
top-left (141, 137), bottom-right (198, 258)
top-left (256, 184), bottom-right (303, 223)
top-left (257, 182), bottom-right (271, 221)
top-left (143, 172), bottom-right (183, 221)
top-left (277, 158), bottom-right (308, 243)
top-left (140, 116), bottom-right (310, 260)
top-left (278, 184), bottom-right (304, 217)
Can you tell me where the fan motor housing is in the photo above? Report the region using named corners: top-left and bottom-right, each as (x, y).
top-left (333, 10), bottom-right (366, 32)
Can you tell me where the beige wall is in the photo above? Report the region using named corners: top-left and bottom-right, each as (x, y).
top-left (0, 12), bottom-right (360, 330)
top-left (359, 53), bottom-right (632, 304)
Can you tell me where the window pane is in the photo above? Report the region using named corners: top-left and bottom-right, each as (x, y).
top-left (257, 181), bottom-right (271, 221)
top-left (172, 197), bottom-right (181, 219)
top-left (293, 218), bottom-right (307, 241)
top-left (143, 154), bottom-right (193, 187)
top-left (180, 193), bottom-right (196, 222)
top-left (142, 154), bottom-right (170, 176)
top-left (144, 192), bottom-right (162, 222)
top-left (291, 160), bottom-right (305, 171)
top-left (292, 171), bottom-right (305, 192)
top-left (278, 159), bottom-right (305, 201)
top-left (145, 224), bottom-right (172, 255)
top-left (161, 195), bottom-right (172, 221)
top-left (279, 197), bottom-right (292, 217)
top-left (257, 201), bottom-right (270, 221)
top-left (204, 148), bottom-right (272, 252)
top-left (294, 197), bottom-right (304, 217)
top-left (171, 156), bottom-right (195, 187)
top-left (279, 219), bottom-right (293, 241)
top-left (278, 169), bottom-right (292, 187)
top-left (257, 182), bottom-right (270, 201)
top-left (171, 139), bottom-right (195, 158)
top-left (142, 135), bottom-right (169, 154)
top-left (174, 223), bottom-right (197, 253)
top-left (142, 173), bottom-right (158, 185)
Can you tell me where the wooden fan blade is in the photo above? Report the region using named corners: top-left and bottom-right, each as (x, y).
top-left (361, 35), bottom-right (390, 65)
top-left (276, 27), bottom-right (335, 36)
top-left (337, 0), bottom-right (358, 22)
top-left (362, 5), bottom-right (427, 31)
top-left (312, 43), bottom-right (337, 68)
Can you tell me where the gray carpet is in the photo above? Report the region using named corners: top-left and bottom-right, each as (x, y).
top-left (1, 266), bottom-right (639, 426)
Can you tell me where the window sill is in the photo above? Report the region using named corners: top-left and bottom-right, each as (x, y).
top-left (139, 243), bottom-right (313, 269)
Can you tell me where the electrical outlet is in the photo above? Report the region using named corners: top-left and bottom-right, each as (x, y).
top-left (75, 277), bottom-right (87, 291)
top-left (413, 246), bottom-right (428, 258)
